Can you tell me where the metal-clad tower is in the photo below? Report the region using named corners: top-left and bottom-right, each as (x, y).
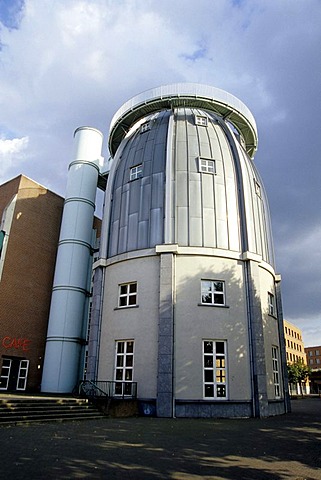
top-left (89, 84), bottom-right (289, 418)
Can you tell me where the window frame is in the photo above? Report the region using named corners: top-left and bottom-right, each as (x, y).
top-left (118, 282), bottom-right (137, 308)
top-left (272, 346), bottom-right (281, 399)
top-left (201, 280), bottom-right (225, 306)
top-left (140, 122), bottom-right (150, 133)
top-left (114, 340), bottom-right (135, 397)
top-left (203, 340), bottom-right (228, 400)
top-left (130, 164), bottom-right (143, 181)
top-left (268, 292), bottom-right (276, 316)
top-left (195, 115), bottom-right (208, 127)
top-left (199, 157), bottom-right (216, 175)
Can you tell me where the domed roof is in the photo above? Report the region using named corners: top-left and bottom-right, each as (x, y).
top-left (108, 83), bottom-right (258, 159)
top-left (105, 105), bottom-right (274, 267)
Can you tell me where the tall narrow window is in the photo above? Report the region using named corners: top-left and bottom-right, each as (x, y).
top-left (118, 282), bottom-right (137, 307)
top-left (130, 164), bottom-right (143, 181)
top-left (199, 158), bottom-right (215, 174)
top-left (272, 346), bottom-right (281, 398)
top-left (203, 340), bottom-right (227, 399)
top-left (114, 340), bottom-right (134, 396)
top-left (16, 360), bottom-right (29, 391)
top-left (201, 280), bottom-right (225, 306)
top-left (0, 358), bottom-right (11, 390)
top-left (268, 292), bottom-right (275, 316)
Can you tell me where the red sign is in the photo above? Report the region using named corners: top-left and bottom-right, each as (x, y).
top-left (1, 336), bottom-right (31, 352)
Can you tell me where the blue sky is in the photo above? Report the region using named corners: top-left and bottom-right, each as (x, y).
top-left (0, 0), bottom-right (321, 346)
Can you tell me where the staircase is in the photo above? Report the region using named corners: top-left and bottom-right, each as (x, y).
top-left (0, 394), bottom-right (105, 425)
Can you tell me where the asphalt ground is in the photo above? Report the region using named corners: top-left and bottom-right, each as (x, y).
top-left (0, 397), bottom-right (320, 480)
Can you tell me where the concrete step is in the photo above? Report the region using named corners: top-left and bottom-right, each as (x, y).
top-left (0, 395), bottom-right (106, 425)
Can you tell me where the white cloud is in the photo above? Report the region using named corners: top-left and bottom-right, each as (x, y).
top-left (0, 136), bottom-right (29, 183)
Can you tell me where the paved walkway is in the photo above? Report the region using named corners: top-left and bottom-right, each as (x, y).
top-left (0, 397), bottom-right (320, 480)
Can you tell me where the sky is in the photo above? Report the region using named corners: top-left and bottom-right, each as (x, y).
top-left (0, 0), bottom-right (320, 347)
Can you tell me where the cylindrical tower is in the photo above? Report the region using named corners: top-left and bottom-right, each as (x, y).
top-left (90, 84), bottom-right (288, 417)
top-left (41, 127), bottom-right (103, 393)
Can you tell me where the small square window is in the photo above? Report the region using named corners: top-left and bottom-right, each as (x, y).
top-left (195, 115), bottom-right (208, 127)
top-left (201, 280), bottom-right (225, 306)
top-left (130, 164), bottom-right (143, 181)
top-left (118, 282), bottom-right (137, 308)
top-left (140, 122), bottom-right (150, 133)
top-left (199, 158), bottom-right (215, 174)
top-left (254, 180), bottom-right (261, 198)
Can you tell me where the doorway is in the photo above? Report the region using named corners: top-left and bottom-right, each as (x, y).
top-left (0, 356), bottom-right (29, 391)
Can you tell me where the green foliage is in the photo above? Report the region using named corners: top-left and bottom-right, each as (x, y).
top-left (287, 360), bottom-right (311, 385)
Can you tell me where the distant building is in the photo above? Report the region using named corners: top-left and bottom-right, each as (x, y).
top-left (284, 320), bottom-right (306, 364)
top-left (305, 346), bottom-right (321, 369)
top-left (305, 346), bottom-right (321, 394)
top-left (283, 320), bottom-right (309, 395)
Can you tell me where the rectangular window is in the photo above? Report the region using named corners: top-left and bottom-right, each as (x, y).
top-left (203, 340), bottom-right (227, 399)
top-left (316, 350), bottom-right (320, 356)
top-left (199, 157), bottom-right (215, 174)
top-left (140, 122), bottom-right (150, 133)
top-left (195, 115), bottom-right (208, 126)
top-left (0, 358), bottom-right (12, 390)
top-left (16, 360), bottom-right (29, 391)
top-left (201, 280), bottom-right (225, 306)
top-left (114, 340), bottom-right (134, 396)
top-left (118, 282), bottom-right (137, 308)
top-left (272, 346), bottom-right (281, 398)
top-left (130, 164), bottom-right (143, 181)
top-left (268, 292), bottom-right (275, 316)
top-left (254, 180), bottom-right (262, 198)
top-left (309, 351), bottom-right (313, 356)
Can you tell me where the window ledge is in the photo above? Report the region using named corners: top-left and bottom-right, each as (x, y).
top-left (114, 305), bottom-right (139, 311)
top-left (198, 303), bottom-right (230, 308)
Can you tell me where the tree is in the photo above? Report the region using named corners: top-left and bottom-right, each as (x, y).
top-left (287, 360), bottom-right (311, 396)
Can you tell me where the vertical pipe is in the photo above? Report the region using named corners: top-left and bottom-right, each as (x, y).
top-left (41, 127), bottom-right (103, 393)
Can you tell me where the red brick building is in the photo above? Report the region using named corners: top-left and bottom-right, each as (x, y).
top-left (0, 175), bottom-right (64, 392)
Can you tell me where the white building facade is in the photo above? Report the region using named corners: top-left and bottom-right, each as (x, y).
top-left (87, 84), bottom-right (289, 418)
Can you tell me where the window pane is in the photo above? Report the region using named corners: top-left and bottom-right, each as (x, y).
top-left (216, 358), bottom-right (225, 368)
top-left (216, 370), bottom-right (225, 382)
top-left (128, 295), bottom-right (136, 305)
top-left (129, 283), bottom-right (137, 293)
top-left (204, 341), bottom-right (213, 353)
top-left (124, 383), bottom-right (133, 395)
top-left (126, 355), bottom-right (133, 367)
top-left (125, 369), bottom-right (132, 381)
top-left (214, 282), bottom-right (223, 292)
top-left (204, 356), bottom-right (213, 368)
top-left (216, 385), bottom-right (226, 397)
top-left (115, 383), bottom-right (122, 395)
top-left (120, 285), bottom-right (127, 295)
top-left (127, 342), bottom-right (134, 353)
top-left (119, 297), bottom-right (127, 307)
top-left (204, 385), bottom-right (214, 397)
top-left (116, 369), bottom-right (123, 380)
top-left (204, 370), bottom-right (213, 382)
top-left (117, 357), bottom-right (124, 367)
top-left (214, 293), bottom-right (224, 305)
top-left (216, 342), bottom-right (225, 354)
top-left (117, 342), bottom-right (124, 353)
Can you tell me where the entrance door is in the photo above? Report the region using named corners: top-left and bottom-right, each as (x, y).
top-left (0, 357), bottom-right (29, 391)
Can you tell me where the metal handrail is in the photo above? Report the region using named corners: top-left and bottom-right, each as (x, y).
top-left (75, 380), bottom-right (137, 400)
